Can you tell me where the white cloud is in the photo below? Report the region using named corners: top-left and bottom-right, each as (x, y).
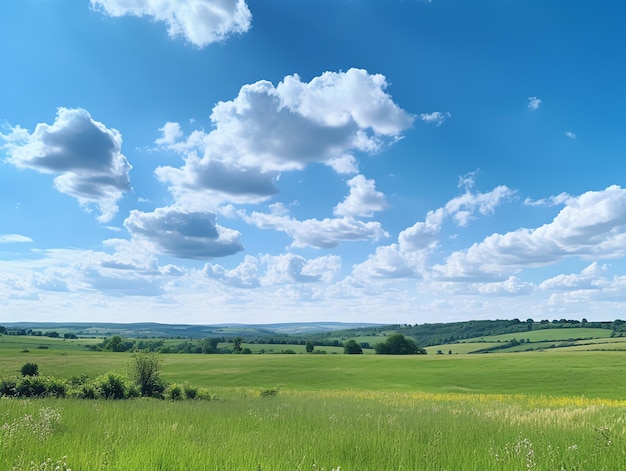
top-left (0, 234), bottom-right (33, 244)
top-left (445, 185), bottom-right (516, 227)
top-left (261, 253), bottom-right (340, 284)
top-left (91, 0), bottom-right (252, 48)
top-left (419, 111), bottom-right (450, 126)
top-left (2, 108), bottom-right (131, 223)
top-left (203, 255), bottom-right (260, 288)
top-left (474, 277), bottom-right (534, 296)
top-left (540, 262), bottom-right (607, 291)
top-left (155, 122), bottom-right (183, 145)
top-left (333, 175), bottom-right (387, 217)
top-left (203, 252), bottom-right (341, 288)
top-left (398, 208), bottom-right (444, 252)
top-left (457, 170), bottom-right (478, 190)
top-left (352, 244), bottom-right (417, 279)
top-left (564, 131), bottom-right (576, 139)
top-left (245, 203), bottom-right (388, 249)
top-left (524, 192), bottom-right (572, 207)
top-left (528, 96), bottom-right (541, 110)
top-left (434, 185), bottom-right (626, 281)
top-left (353, 183), bottom-right (515, 280)
top-left (124, 206), bottom-right (244, 259)
top-left (155, 68), bottom-right (414, 208)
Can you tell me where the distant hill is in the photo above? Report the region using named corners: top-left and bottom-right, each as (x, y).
top-left (0, 321), bottom-right (383, 339)
top-left (2, 318), bottom-right (625, 354)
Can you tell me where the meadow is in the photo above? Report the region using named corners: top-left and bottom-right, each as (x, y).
top-left (2, 337), bottom-right (626, 470)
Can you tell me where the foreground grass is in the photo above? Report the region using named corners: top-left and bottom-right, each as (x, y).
top-left (2, 393), bottom-right (625, 470)
top-left (3, 350), bottom-right (626, 469)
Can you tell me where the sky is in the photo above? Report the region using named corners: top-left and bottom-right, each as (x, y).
top-left (2, 1), bottom-right (626, 325)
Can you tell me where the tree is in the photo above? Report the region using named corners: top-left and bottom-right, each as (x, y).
top-left (128, 352), bottom-right (165, 397)
top-left (305, 341), bottom-right (314, 353)
top-left (101, 335), bottom-right (133, 352)
top-left (232, 337), bottom-right (243, 353)
top-left (202, 337), bottom-right (221, 353)
top-left (374, 334), bottom-right (426, 355)
top-left (21, 362), bottom-right (39, 377)
top-left (343, 339), bottom-right (363, 354)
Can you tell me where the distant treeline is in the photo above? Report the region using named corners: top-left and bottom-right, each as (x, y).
top-left (316, 318), bottom-right (626, 347)
top-left (3, 319), bottom-right (626, 351)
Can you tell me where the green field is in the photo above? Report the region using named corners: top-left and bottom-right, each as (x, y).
top-left (2, 336), bottom-right (626, 470)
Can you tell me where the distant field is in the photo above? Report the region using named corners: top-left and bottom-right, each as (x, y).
top-left (461, 327), bottom-right (612, 343)
top-left (2, 349), bottom-right (624, 400)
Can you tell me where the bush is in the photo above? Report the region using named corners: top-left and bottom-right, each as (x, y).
top-left (183, 382), bottom-right (198, 400)
top-left (0, 377), bottom-right (18, 397)
top-left (20, 362), bottom-right (39, 377)
top-left (128, 352), bottom-right (166, 398)
top-left (260, 388), bottom-right (278, 397)
top-left (44, 377), bottom-right (68, 397)
top-left (77, 383), bottom-right (98, 399)
top-left (96, 372), bottom-right (128, 399)
top-left (166, 384), bottom-right (183, 400)
top-left (16, 375), bottom-right (47, 397)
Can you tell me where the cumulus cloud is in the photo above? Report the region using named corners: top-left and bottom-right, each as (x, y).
top-left (333, 175), bottom-right (388, 217)
top-left (91, 0), bottom-right (252, 48)
top-left (353, 244), bottom-right (417, 279)
top-left (261, 253), bottom-right (340, 284)
top-left (203, 255), bottom-right (260, 288)
top-left (155, 122), bottom-right (184, 146)
top-left (419, 111), bottom-right (450, 126)
top-left (245, 203), bottom-right (388, 249)
top-left (203, 252), bottom-right (340, 288)
top-left (0, 234), bottom-right (33, 244)
top-left (433, 185), bottom-right (626, 281)
top-left (540, 262), bottom-right (607, 291)
top-left (353, 183), bottom-right (516, 280)
top-left (155, 68), bottom-right (414, 208)
top-left (124, 206), bottom-right (244, 259)
top-left (2, 108), bottom-right (131, 222)
top-left (564, 131), bottom-right (576, 139)
top-left (528, 96), bottom-right (541, 110)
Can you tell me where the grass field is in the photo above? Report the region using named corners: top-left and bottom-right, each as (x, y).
top-left (2, 337), bottom-right (626, 470)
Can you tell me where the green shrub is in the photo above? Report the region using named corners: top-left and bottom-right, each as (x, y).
top-left (260, 388), bottom-right (278, 397)
top-left (126, 383), bottom-right (141, 398)
top-left (16, 375), bottom-right (47, 397)
top-left (77, 383), bottom-right (98, 399)
top-left (20, 362), bottom-right (39, 377)
top-left (166, 384), bottom-right (183, 400)
top-left (96, 372), bottom-right (128, 399)
top-left (128, 352), bottom-right (166, 398)
top-left (44, 376), bottom-right (68, 397)
top-left (183, 382), bottom-right (198, 400)
top-left (0, 377), bottom-right (17, 397)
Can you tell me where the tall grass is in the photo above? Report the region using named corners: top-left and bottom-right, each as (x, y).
top-left (1, 392), bottom-right (624, 470)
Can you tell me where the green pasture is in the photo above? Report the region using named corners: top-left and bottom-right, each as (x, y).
top-left (2, 345), bottom-right (626, 470)
top-left (424, 342), bottom-right (501, 354)
top-left (2, 349), bottom-right (624, 400)
top-left (462, 327), bottom-right (612, 343)
top-left (0, 335), bottom-right (99, 351)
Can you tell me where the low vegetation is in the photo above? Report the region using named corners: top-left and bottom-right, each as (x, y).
top-left (2, 320), bottom-right (626, 469)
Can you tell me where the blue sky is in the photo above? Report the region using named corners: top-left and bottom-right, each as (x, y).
top-left (2, 0), bottom-right (626, 325)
